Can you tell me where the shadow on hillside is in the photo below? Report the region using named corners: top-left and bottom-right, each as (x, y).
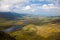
top-left (0, 31), bottom-right (15, 40)
top-left (51, 19), bottom-right (60, 24)
top-left (46, 32), bottom-right (60, 40)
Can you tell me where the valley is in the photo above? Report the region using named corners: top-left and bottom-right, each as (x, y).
top-left (0, 12), bottom-right (60, 40)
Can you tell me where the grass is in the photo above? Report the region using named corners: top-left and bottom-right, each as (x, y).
top-left (10, 23), bottom-right (60, 40)
top-left (0, 16), bottom-right (60, 40)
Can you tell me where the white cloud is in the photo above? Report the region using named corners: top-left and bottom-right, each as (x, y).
top-left (42, 4), bottom-right (49, 9)
top-left (42, 4), bottom-right (59, 9)
top-left (0, 4), bottom-right (10, 11)
top-left (21, 4), bottom-right (41, 13)
top-left (0, 0), bottom-right (29, 12)
top-left (22, 5), bottom-right (31, 10)
top-left (18, 3), bottom-right (60, 14)
top-left (0, 0), bottom-right (60, 15)
top-left (38, 0), bottom-right (44, 2)
top-left (45, 0), bottom-right (60, 6)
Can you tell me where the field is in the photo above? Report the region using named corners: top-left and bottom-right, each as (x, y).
top-left (0, 16), bottom-right (60, 40)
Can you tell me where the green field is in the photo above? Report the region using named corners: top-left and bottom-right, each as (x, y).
top-left (0, 16), bottom-right (60, 40)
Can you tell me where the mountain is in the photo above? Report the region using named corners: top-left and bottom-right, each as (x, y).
top-left (0, 12), bottom-right (27, 20)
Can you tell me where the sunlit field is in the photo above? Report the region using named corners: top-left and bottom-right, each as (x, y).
top-left (0, 16), bottom-right (60, 40)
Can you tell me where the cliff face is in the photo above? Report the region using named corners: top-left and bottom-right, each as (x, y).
top-left (0, 31), bottom-right (15, 40)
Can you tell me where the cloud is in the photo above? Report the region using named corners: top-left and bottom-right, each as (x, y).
top-left (42, 4), bottom-right (59, 9)
top-left (38, 0), bottom-right (60, 6)
top-left (46, 0), bottom-right (60, 6)
top-left (0, 4), bottom-right (10, 11)
top-left (22, 5), bottom-right (31, 10)
top-left (38, 0), bottom-right (44, 1)
top-left (0, 0), bottom-right (29, 12)
top-left (20, 4), bottom-right (40, 13)
top-left (21, 3), bottom-right (60, 16)
top-left (0, 0), bottom-right (60, 16)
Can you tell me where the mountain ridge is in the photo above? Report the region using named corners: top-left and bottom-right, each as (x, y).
top-left (0, 12), bottom-right (27, 20)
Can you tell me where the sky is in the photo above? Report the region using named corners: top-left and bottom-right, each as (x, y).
top-left (0, 0), bottom-right (60, 16)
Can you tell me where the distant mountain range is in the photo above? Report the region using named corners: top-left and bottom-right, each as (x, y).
top-left (0, 12), bottom-right (27, 20)
top-left (0, 12), bottom-right (60, 20)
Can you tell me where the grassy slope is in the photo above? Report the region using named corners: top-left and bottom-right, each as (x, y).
top-left (0, 16), bottom-right (60, 40)
top-left (10, 23), bottom-right (60, 40)
top-left (0, 20), bottom-right (24, 30)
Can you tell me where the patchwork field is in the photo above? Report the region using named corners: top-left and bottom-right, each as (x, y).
top-left (0, 16), bottom-right (60, 40)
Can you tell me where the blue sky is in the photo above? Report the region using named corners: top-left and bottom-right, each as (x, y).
top-left (0, 0), bottom-right (60, 16)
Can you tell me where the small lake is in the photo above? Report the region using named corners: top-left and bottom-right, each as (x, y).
top-left (2, 25), bottom-right (23, 33)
